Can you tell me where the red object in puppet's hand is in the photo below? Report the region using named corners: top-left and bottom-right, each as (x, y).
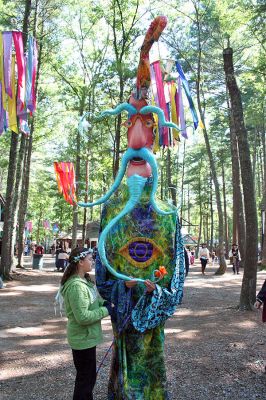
top-left (154, 266), bottom-right (168, 279)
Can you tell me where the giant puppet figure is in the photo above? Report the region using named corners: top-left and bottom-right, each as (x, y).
top-left (77, 16), bottom-right (185, 399)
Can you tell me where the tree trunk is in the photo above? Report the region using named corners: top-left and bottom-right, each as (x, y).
top-left (11, 134), bottom-right (27, 266)
top-left (187, 184), bottom-right (190, 233)
top-left (180, 141), bottom-right (186, 221)
top-left (221, 159), bottom-right (229, 258)
top-left (228, 106), bottom-right (246, 263)
top-left (11, 0), bottom-right (32, 262)
top-left (223, 47), bottom-right (258, 310)
top-left (72, 93), bottom-right (86, 248)
top-left (112, 70), bottom-right (123, 178)
top-left (72, 147), bottom-right (80, 249)
top-left (199, 125), bottom-right (226, 274)
top-left (252, 130), bottom-right (258, 192)
top-left (17, 127), bottom-right (33, 267)
top-left (261, 128), bottom-right (266, 267)
top-left (210, 174), bottom-right (214, 253)
top-left (167, 148), bottom-right (177, 206)
top-left (17, 5), bottom-right (42, 267)
top-left (193, 6), bottom-right (226, 274)
top-left (0, 133), bottom-right (19, 278)
top-left (113, 113), bottom-right (122, 178)
top-left (0, 0), bottom-right (32, 278)
top-left (82, 157), bottom-right (89, 246)
top-left (36, 207), bottom-right (42, 243)
top-left (196, 161), bottom-right (202, 258)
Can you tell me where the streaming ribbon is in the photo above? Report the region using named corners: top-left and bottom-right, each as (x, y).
top-left (175, 61), bottom-right (199, 129)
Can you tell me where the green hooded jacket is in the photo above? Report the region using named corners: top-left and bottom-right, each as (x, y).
top-left (61, 275), bottom-right (109, 350)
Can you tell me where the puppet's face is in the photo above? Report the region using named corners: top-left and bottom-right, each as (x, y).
top-left (126, 95), bottom-right (154, 178)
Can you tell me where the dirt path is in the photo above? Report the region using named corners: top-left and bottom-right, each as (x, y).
top-left (0, 255), bottom-right (265, 400)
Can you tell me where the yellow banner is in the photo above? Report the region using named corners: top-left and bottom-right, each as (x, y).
top-left (0, 34), bottom-right (8, 111)
top-left (8, 55), bottom-right (18, 133)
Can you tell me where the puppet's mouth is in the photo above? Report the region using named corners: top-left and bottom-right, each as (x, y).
top-left (131, 157), bottom-right (145, 164)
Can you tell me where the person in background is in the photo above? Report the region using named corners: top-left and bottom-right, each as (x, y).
top-left (184, 247), bottom-right (190, 277)
top-left (229, 244), bottom-right (241, 274)
top-left (199, 243), bottom-right (210, 275)
top-left (57, 247), bottom-right (69, 272)
top-left (51, 244), bottom-right (56, 257)
top-left (190, 248), bottom-right (195, 265)
top-left (60, 247), bottom-right (114, 400)
top-left (35, 244), bottom-right (44, 255)
top-left (92, 246), bottom-right (98, 261)
top-left (24, 243), bottom-right (28, 256)
top-left (55, 244), bottom-right (62, 269)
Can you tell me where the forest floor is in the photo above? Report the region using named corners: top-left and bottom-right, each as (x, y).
top-left (0, 255), bottom-right (265, 400)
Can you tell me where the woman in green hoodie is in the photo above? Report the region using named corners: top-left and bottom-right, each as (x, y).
top-left (60, 247), bottom-right (113, 400)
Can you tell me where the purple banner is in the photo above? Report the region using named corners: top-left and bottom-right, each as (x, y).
top-left (3, 32), bottom-right (12, 98)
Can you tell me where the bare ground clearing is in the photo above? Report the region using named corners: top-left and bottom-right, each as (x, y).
top-left (0, 255), bottom-right (265, 400)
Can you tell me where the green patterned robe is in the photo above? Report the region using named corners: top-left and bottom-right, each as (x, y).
top-left (96, 183), bottom-right (181, 399)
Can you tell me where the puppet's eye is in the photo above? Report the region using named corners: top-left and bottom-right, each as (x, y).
top-left (145, 119), bottom-right (154, 128)
top-left (118, 237), bottom-right (163, 268)
top-left (122, 120), bottom-right (133, 128)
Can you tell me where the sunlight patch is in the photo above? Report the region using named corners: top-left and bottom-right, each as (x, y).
top-left (13, 284), bottom-right (58, 292)
top-left (164, 328), bottom-right (182, 334)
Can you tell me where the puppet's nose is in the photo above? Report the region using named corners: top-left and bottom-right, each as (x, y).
top-left (128, 119), bottom-right (147, 149)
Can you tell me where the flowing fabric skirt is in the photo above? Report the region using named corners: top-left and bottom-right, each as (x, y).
top-left (108, 324), bottom-right (169, 400)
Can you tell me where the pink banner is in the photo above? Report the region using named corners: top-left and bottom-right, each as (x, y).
top-left (12, 32), bottom-right (26, 112)
top-left (25, 221), bottom-right (33, 232)
top-left (151, 61), bottom-right (169, 146)
top-left (43, 220), bottom-right (50, 230)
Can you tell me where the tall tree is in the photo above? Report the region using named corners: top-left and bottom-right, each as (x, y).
top-left (0, 0), bottom-right (32, 278)
top-left (223, 47), bottom-right (258, 309)
top-left (193, 1), bottom-right (227, 274)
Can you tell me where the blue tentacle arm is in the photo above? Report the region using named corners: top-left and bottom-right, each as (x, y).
top-left (99, 103), bottom-right (137, 118)
top-left (140, 105), bottom-right (180, 132)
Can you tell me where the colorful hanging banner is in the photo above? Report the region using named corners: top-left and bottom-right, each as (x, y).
top-left (25, 221), bottom-right (33, 232)
top-left (3, 32), bottom-right (12, 98)
top-left (43, 220), bottom-right (51, 230)
top-left (52, 223), bottom-right (59, 233)
top-left (12, 31), bottom-right (25, 112)
top-left (54, 162), bottom-right (77, 206)
top-left (149, 58), bottom-right (199, 146)
top-left (0, 31), bottom-right (38, 135)
top-left (8, 55), bottom-right (18, 133)
top-left (178, 76), bottom-right (187, 139)
top-left (150, 60), bottom-right (169, 146)
top-left (175, 61), bottom-right (199, 129)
